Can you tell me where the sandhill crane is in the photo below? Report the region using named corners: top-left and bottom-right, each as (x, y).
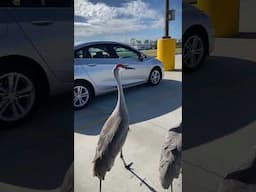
top-left (93, 64), bottom-right (134, 192)
top-left (159, 124), bottom-right (182, 192)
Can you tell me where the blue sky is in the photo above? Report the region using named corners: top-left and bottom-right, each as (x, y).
top-left (74, 0), bottom-right (182, 44)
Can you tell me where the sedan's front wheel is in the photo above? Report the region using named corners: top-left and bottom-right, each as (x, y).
top-left (148, 68), bottom-right (162, 86)
top-left (183, 29), bottom-right (208, 70)
top-left (74, 81), bottom-right (93, 110)
top-left (0, 72), bottom-right (37, 125)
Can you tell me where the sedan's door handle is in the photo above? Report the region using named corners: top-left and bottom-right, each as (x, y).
top-left (31, 20), bottom-right (53, 26)
top-left (88, 64), bottom-right (96, 67)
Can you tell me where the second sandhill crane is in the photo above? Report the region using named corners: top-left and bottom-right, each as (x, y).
top-left (159, 124), bottom-right (182, 192)
top-left (93, 64), bottom-right (134, 192)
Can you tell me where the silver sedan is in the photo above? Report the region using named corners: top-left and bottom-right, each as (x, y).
top-left (74, 41), bottom-right (164, 109)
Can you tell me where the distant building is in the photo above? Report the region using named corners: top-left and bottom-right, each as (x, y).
top-left (130, 38), bottom-right (157, 50)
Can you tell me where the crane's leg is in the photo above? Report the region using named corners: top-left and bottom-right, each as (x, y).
top-left (170, 183), bottom-right (173, 192)
top-left (99, 179), bottom-right (102, 192)
top-left (120, 149), bottom-right (133, 170)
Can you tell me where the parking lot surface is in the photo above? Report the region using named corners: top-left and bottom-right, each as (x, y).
top-left (75, 55), bottom-right (182, 192)
top-left (183, 38), bottom-right (256, 191)
top-left (0, 94), bottom-right (73, 192)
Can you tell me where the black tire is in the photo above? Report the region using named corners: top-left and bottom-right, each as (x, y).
top-left (0, 66), bottom-right (41, 126)
top-left (182, 28), bottom-right (208, 71)
top-left (74, 81), bottom-right (94, 110)
top-left (148, 68), bottom-right (162, 86)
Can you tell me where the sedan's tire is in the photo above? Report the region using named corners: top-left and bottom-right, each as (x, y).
top-left (0, 69), bottom-right (39, 126)
top-left (74, 81), bottom-right (93, 110)
top-left (183, 29), bottom-right (208, 71)
top-left (148, 68), bottom-right (162, 86)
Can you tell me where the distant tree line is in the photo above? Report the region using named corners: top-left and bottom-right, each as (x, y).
top-left (130, 38), bottom-right (182, 50)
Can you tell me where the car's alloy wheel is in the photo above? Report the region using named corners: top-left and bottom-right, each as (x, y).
top-left (149, 69), bottom-right (161, 85)
top-left (0, 72), bottom-right (36, 122)
top-left (74, 84), bottom-right (90, 109)
top-left (183, 35), bottom-right (204, 69)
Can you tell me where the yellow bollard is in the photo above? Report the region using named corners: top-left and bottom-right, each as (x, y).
top-left (197, 0), bottom-right (240, 37)
top-left (157, 38), bottom-right (176, 71)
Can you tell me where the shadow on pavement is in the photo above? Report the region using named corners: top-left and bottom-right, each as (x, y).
top-left (183, 56), bottom-right (256, 150)
top-left (75, 79), bottom-right (182, 135)
top-left (0, 94), bottom-right (73, 190)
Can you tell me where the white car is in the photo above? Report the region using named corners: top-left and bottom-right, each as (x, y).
top-left (182, 2), bottom-right (215, 70)
top-left (0, 0), bottom-right (73, 125)
top-left (74, 41), bottom-right (164, 109)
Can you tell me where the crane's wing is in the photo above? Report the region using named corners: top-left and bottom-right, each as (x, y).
top-left (93, 113), bottom-right (122, 161)
top-left (159, 130), bottom-right (182, 189)
top-left (159, 131), bottom-right (178, 172)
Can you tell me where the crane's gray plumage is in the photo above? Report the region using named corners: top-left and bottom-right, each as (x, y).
top-left (93, 64), bottom-right (132, 190)
top-left (159, 124), bottom-right (182, 191)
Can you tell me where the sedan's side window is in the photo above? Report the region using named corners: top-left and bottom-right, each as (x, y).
top-left (88, 45), bottom-right (114, 59)
top-left (113, 46), bottom-right (139, 60)
top-left (10, 0), bottom-right (42, 6)
top-left (0, 0), bottom-right (11, 6)
top-left (74, 48), bottom-right (91, 58)
top-left (44, 0), bottom-right (73, 7)
top-left (9, 0), bottom-right (73, 7)
top-left (74, 50), bottom-right (83, 58)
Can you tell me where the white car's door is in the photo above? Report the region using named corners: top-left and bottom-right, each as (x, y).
top-left (8, 0), bottom-right (73, 82)
top-left (75, 44), bottom-right (118, 92)
top-left (0, 5), bottom-right (7, 37)
top-left (111, 45), bottom-right (148, 85)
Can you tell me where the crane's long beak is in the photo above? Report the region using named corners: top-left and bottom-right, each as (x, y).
top-left (124, 66), bottom-right (135, 70)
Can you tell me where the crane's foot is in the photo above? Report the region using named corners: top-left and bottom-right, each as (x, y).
top-left (120, 150), bottom-right (134, 170)
top-left (124, 162), bottom-right (134, 170)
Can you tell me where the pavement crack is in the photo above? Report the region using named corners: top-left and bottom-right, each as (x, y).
top-left (183, 159), bottom-right (224, 178)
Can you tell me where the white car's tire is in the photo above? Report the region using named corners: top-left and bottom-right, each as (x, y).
top-left (183, 28), bottom-right (208, 71)
top-left (0, 69), bottom-right (39, 126)
top-left (74, 81), bottom-right (93, 110)
top-left (148, 68), bottom-right (162, 86)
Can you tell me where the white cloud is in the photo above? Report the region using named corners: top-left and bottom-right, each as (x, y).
top-left (74, 0), bottom-right (163, 39)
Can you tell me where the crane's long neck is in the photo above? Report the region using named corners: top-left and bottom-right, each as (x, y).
top-left (114, 69), bottom-right (128, 114)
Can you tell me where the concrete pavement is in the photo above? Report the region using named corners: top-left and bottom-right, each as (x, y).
top-left (0, 94), bottom-right (73, 192)
top-left (183, 38), bottom-right (256, 191)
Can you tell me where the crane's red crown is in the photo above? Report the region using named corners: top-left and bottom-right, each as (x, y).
top-left (115, 64), bottom-right (125, 68)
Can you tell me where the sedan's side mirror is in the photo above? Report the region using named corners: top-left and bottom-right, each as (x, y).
top-left (139, 53), bottom-right (145, 62)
